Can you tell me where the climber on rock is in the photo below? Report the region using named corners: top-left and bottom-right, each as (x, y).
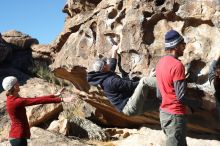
top-left (87, 45), bottom-right (158, 116)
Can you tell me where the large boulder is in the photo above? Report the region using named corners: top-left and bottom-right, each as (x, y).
top-left (49, 0), bottom-right (220, 138)
top-left (0, 34), bottom-right (12, 63)
top-left (0, 30), bottom-right (37, 72)
top-left (2, 30), bottom-right (38, 49)
top-left (31, 44), bottom-right (54, 64)
top-left (51, 0), bottom-right (220, 90)
top-left (0, 127), bottom-right (93, 146)
top-left (176, 0), bottom-right (219, 21)
top-left (48, 115), bottom-right (108, 141)
top-left (7, 49), bottom-right (33, 73)
top-left (68, 116), bottom-right (108, 141)
top-left (110, 127), bottom-right (220, 146)
top-left (63, 0), bottom-right (102, 18)
top-left (47, 118), bottom-right (69, 135)
top-left (30, 127), bottom-right (92, 146)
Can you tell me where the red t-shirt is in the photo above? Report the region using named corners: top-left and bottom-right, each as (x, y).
top-left (6, 95), bottom-right (62, 138)
top-left (156, 55), bottom-right (186, 115)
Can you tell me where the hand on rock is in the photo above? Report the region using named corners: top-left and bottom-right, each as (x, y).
top-left (54, 87), bottom-right (66, 97)
top-left (112, 45), bottom-right (120, 54)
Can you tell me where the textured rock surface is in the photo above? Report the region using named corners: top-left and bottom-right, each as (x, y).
top-left (2, 30), bottom-right (38, 49)
top-left (1, 0), bottom-right (220, 144)
top-left (69, 116), bottom-right (108, 141)
top-left (50, 0), bottom-right (220, 90)
top-left (47, 119), bottom-right (69, 135)
top-left (31, 44), bottom-right (54, 64)
top-left (0, 31), bottom-right (36, 72)
top-left (110, 127), bottom-right (220, 146)
top-left (31, 127), bottom-right (92, 146)
top-left (0, 103), bottom-right (10, 142)
top-left (0, 35), bottom-right (12, 63)
top-left (48, 0), bottom-right (220, 136)
top-left (0, 127), bottom-right (93, 146)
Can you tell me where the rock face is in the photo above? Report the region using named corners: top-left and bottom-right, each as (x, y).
top-left (63, 0), bottom-right (102, 18)
top-left (50, 0), bottom-right (220, 91)
top-left (48, 0), bottom-right (220, 137)
top-left (31, 44), bottom-right (54, 64)
top-left (68, 116), bottom-right (108, 140)
top-left (0, 30), bottom-right (38, 73)
top-left (30, 127), bottom-right (92, 146)
top-left (30, 127), bottom-right (89, 146)
top-left (0, 103), bottom-right (10, 142)
top-left (109, 127), bottom-right (220, 146)
top-left (2, 30), bottom-right (38, 49)
top-left (1, 0), bottom-right (220, 144)
top-left (47, 118), bottom-right (69, 135)
top-left (0, 35), bottom-right (12, 63)
top-left (0, 127), bottom-right (93, 146)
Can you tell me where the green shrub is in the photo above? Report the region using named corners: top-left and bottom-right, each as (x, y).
top-left (31, 61), bottom-right (70, 87)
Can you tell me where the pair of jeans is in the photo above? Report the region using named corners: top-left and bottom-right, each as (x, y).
top-left (9, 138), bottom-right (27, 146)
top-left (160, 110), bottom-right (187, 146)
top-left (122, 77), bottom-right (157, 115)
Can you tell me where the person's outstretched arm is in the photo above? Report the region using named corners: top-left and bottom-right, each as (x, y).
top-left (17, 95), bottom-right (75, 106)
top-left (109, 45), bottom-right (120, 71)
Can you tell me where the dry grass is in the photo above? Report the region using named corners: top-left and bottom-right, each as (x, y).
top-left (31, 61), bottom-right (70, 87)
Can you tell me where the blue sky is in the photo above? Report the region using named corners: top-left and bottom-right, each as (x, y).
top-left (0, 0), bottom-right (66, 44)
